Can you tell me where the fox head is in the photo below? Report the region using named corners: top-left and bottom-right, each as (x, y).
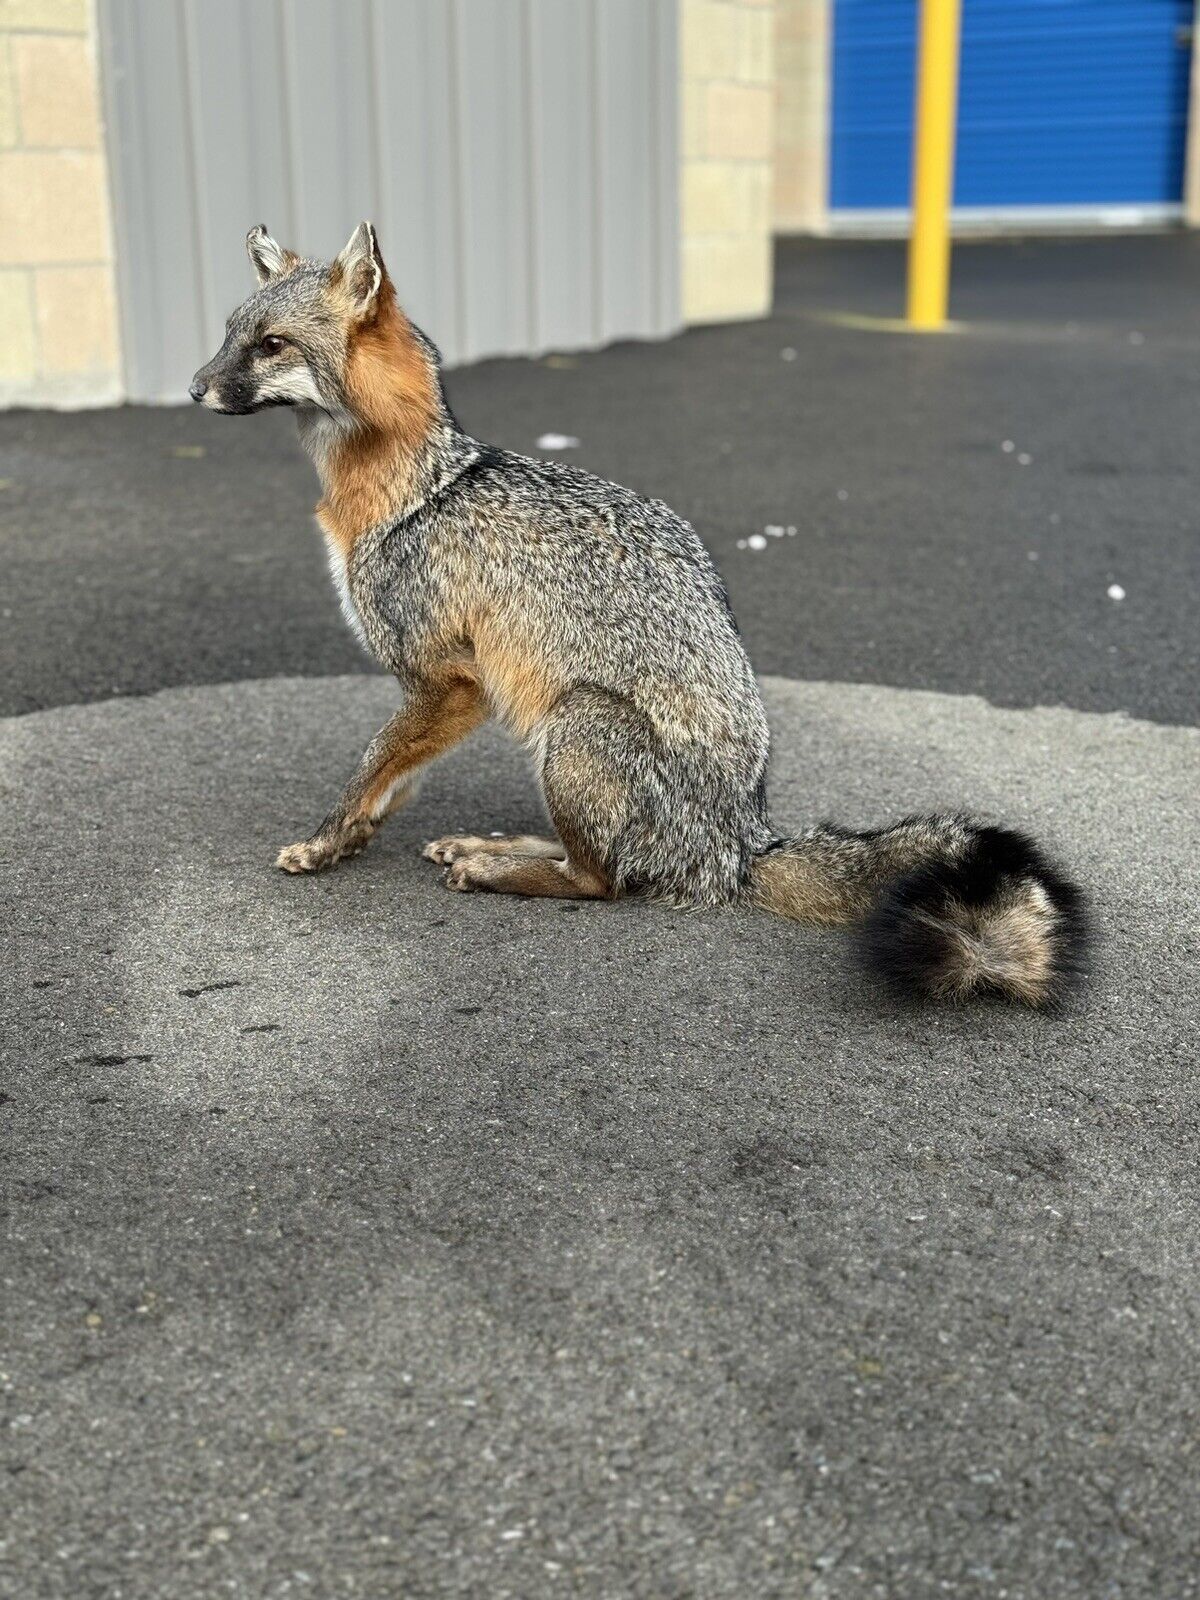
top-left (189, 222), bottom-right (440, 437)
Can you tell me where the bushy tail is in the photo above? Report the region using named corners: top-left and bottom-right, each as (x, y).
top-left (751, 816), bottom-right (1086, 1007)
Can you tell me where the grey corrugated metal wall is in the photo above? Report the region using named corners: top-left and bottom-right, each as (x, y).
top-left (97, 0), bottom-right (680, 403)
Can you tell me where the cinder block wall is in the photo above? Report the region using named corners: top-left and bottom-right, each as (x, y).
top-left (0, 0), bottom-right (120, 407)
top-left (773, 0), bottom-right (829, 233)
top-left (680, 0), bottom-right (776, 323)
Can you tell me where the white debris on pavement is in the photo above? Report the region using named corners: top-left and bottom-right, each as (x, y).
top-left (780, 347), bottom-right (797, 361)
top-left (1017, 452), bottom-right (1033, 466)
top-left (1107, 583), bottom-right (1126, 601)
top-left (741, 524), bottom-right (799, 552)
top-left (1001, 440), bottom-right (1015, 453)
top-left (536, 433), bottom-right (579, 450)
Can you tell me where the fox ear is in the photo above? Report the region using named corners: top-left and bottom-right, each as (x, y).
top-left (246, 225), bottom-right (297, 286)
top-left (335, 221), bottom-right (386, 319)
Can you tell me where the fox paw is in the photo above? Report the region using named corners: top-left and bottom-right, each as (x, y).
top-left (442, 853), bottom-right (495, 892)
top-left (276, 830), bottom-right (369, 874)
top-left (423, 834), bottom-right (490, 866)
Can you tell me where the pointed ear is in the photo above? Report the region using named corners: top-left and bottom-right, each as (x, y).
top-left (334, 221), bottom-right (386, 320)
top-left (246, 225), bottom-right (298, 286)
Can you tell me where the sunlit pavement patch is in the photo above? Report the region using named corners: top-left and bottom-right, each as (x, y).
top-left (3, 674), bottom-right (1197, 1598)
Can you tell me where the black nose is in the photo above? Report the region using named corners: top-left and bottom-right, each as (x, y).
top-left (189, 379), bottom-right (207, 402)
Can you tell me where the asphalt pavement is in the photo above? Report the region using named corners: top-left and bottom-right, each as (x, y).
top-left (2, 237), bottom-right (1198, 1599)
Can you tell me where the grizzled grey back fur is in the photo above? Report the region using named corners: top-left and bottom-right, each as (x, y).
top-left (348, 442), bottom-right (776, 905)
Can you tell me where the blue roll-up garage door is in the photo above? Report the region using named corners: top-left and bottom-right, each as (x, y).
top-left (831, 0), bottom-right (1194, 216)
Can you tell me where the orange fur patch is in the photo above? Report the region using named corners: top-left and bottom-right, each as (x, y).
top-left (472, 625), bottom-right (565, 739)
top-left (357, 673), bottom-right (487, 819)
top-left (316, 283), bottom-right (440, 558)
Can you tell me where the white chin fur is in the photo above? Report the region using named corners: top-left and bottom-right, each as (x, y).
top-left (258, 365), bottom-right (325, 408)
top-left (296, 400), bottom-right (353, 482)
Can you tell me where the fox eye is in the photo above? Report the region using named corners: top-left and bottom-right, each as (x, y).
top-left (259, 334), bottom-right (285, 356)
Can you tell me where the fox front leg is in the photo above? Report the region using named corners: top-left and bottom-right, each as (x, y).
top-left (276, 675), bottom-right (488, 874)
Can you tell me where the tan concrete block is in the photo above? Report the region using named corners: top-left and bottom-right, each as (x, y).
top-left (736, 7), bottom-right (774, 82)
top-left (777, 38), bottom-right (822, 81)
top-left (0, 39), bottom-right (15, 147)
top-left (682, 1), bottom-right (738, 83)
top-left (773, 143), bottom-right (827, 230)
top-left (680, 0), bottom-right (705, 79)
top-left (683, 234), bottom-right (772, 322)
top-left (706, 82), bottom-right (773, 160)
top-left (0, 150), bottom-right (108, 263)
top-left (775, 0), bottom-right (828, 39)
top-left (774, 1), bottom-right (801, 38)
top-left (34, 263), bottom-right (117, 374)
top-left (682, 81), bottom-right (707, 159)
top-left (0, 0), bottom-right (87, 29)
top-left (683, 162), bottom-right (743, 234)
top-left (739, 162), bottom-right (772, 233)
top-left (13, 33), bottom-right (98, 147)
top-left (779, 55), bottom-right (828, 99)
top-left (775, 99), bottom-right (814, 148)
top-left (685, 163), bottom-right (773, 236)
top-left (0, 268), bottom-right (35, 378)
top-left (775, 68), bottom-right (826, 146)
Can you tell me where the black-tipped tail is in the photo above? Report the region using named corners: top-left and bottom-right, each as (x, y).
top-left (856, 826), bottom-right (1087, 1007)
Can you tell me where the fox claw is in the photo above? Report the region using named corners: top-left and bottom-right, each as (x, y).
top-left (443, 853), bottom-right (492, 892)
top-left (276, 839), bottom-right (331, 873)
top-left (423, 835), bottom-right (483, 866)
top-left (276, 829), bottom-right (370, 874)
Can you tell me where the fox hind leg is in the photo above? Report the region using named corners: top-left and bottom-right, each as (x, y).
top-left (443, 851), bottom-right (607, 898)
top-left (422, 834), bottom-right (564, 866)
top-left (440, 689), bottom-right (648, 902)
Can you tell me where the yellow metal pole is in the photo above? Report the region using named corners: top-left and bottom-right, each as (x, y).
top-left (907, 0), bottom-right (962, 329)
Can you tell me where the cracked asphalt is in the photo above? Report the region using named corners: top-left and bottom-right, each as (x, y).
top-left (1, 237), bottom-right (1198, 1599)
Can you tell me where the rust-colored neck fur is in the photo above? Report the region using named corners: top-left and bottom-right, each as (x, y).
top-left (315, 282), bottom-right (440, 558)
